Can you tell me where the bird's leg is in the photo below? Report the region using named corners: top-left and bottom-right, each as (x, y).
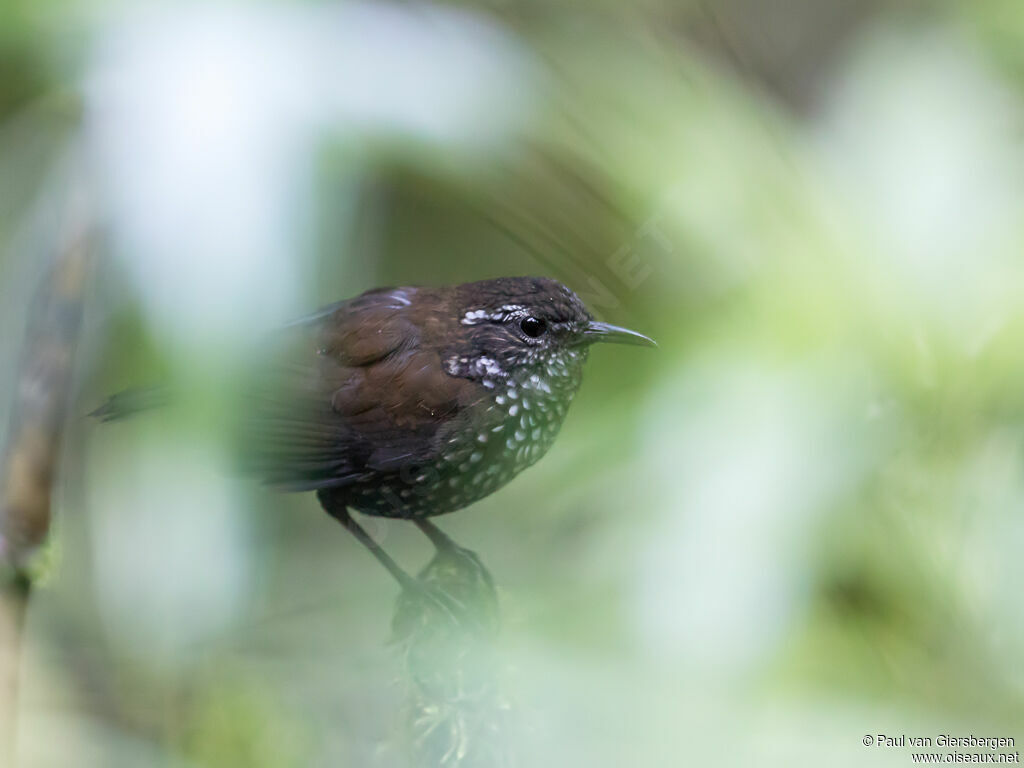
top-left (414, 519), bottom-right (457, 551)
top-left (403, 519), bottom-right (498, 634)
top-left (316, 491), bottom-right (417, 590)
top-left (316, 493), bottom-right (464, 623)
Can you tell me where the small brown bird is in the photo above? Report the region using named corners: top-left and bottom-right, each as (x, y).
top-left (96, 276), bottom-right (653, 585)
top-left (242, 276), bottom-right (654, 583)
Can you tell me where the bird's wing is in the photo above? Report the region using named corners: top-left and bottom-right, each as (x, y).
top-left (240, 288), bottom-right (478, 492)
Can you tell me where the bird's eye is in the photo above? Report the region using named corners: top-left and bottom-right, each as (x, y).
top-left (519, 316), bottom-right (547, 338)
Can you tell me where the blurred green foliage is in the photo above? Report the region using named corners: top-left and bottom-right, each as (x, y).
top-left (3, 1), bottom-right (1024, 766)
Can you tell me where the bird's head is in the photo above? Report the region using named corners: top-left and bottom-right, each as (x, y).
top-left (443, 277), bottom-right (654, 392)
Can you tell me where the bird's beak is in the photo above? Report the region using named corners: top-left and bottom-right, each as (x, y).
top-left (583, 321), bottom-right (657, 348)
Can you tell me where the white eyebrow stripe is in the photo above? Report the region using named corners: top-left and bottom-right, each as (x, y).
top-left (460, 305), bottom-right (527, 325)
top-left (461, 309), bottom-right (491, 325)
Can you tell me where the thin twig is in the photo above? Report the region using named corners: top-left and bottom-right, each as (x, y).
top-left (0, 148), bottom-right (91, 764)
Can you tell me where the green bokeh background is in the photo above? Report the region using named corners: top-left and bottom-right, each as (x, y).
top-left (3, 1), bottom-right (1024, 766)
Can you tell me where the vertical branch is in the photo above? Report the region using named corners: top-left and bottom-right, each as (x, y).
top-left (0, 168), bottom-right (92, 761)
top-left (392, 538), bottom-right (515, 768)
top-left (0, 571), bottom-right (30, 762)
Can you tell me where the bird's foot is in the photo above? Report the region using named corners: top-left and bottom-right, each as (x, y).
top-left (396, 577), bottom-right (469, 628)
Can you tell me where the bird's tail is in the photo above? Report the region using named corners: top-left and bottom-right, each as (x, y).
top-left (88, 386), bottom-right (170, 422)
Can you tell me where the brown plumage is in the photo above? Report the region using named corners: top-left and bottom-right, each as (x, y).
top-left (244, 277), bottom-right (654, 522)
top-left (97, 276), bottom-right (654, 585)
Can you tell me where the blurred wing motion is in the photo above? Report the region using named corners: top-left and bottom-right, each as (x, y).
top-left (239, 287), bottom-right (474, 493)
